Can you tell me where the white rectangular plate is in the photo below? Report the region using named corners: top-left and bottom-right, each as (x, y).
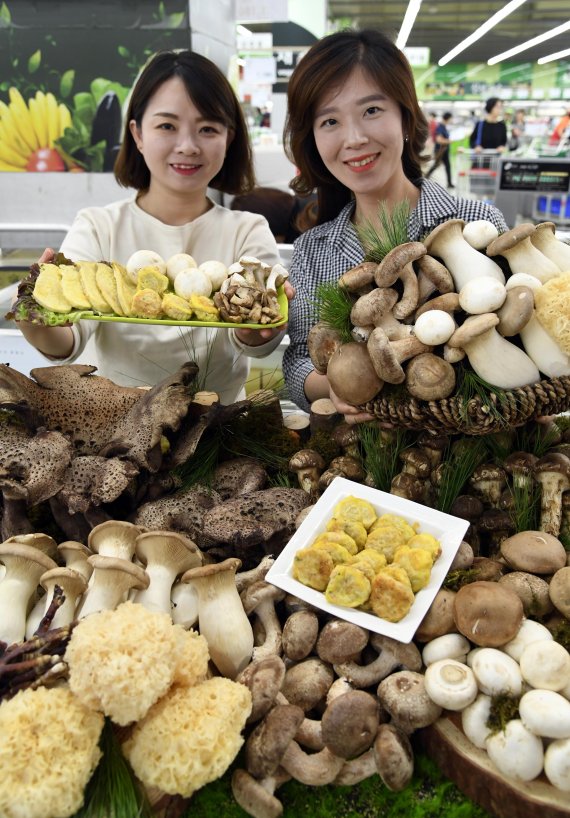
top-left (265, 476), bottom-right (469, 643)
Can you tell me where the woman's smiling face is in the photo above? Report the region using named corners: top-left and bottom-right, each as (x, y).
top-left (130, 75), bottom-right (230, 199)
top-left (313, 67), bottom-right (409, 204)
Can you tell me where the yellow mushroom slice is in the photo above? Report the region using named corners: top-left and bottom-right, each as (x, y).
top-left (369, 513), bottom-right (417, 541)
top-left (349, 559), bottom-right (376, 583)
top-left (366, 524), bottom-right (408, 563)
top-left (188, 293), bottom-right (220, 322)
top-left (112, 262), bottom-right (137, 316)
top-left (59, 264), bottom-right (91, 309)
top-left (312, 541), bottom-right (353, 566)
top-left (137, 266), bottom-right (169, 294)
top-left (407, 533), bottom-right (442, 561)
top-left (381, 564), bottom-right (413, 588)
top-left (370, 571), bottom-right (415, 622)
top-left (326, 517), bottom-right (368, 550)
top-left (95, 262), bottom-right (124, 315)
top-left (33, 263), bottom-right (73, 313)
top-left (293, 546), bottom-right (334, 591)
top-left (393, 545), bottom-right (433, 592)
top-left (333, 496), bottom-right (377, 530)
top-left (357, 548), bottom-right (388, 573)
top-left (78, 261), bottom-right (113, 313)
top-left (312, 531), bottom-right (358, 556)
top-left (325, 564), bottom-right (371, 608)
top-left (131, 288), bottom-right (163, 319)
top-left (161, 292), bottom-right (194, 321)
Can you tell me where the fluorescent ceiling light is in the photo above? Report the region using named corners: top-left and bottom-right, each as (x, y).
top-left (449, 63), bottom-right (487, 83)
top-left (488, 19), bottom-right (570, 64)
top-left (416, 65), bottom-right (437, 84)
top-left (236, 24), bottom-right (253, 36)
top-left (396, 0), bottom-right (423, 50)
top-left (538, 46), bottom-right (570, 64)
top-left (438, 0), bottom-right (528, 66)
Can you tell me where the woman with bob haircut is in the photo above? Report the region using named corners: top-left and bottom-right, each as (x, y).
top-left (18, 50), bottom-right (287, 402)
top-left (281, 28), bottom-right (507, 422)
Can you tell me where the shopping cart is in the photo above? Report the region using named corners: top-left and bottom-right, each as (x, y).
top-left (456, 149), bottom-right (502, 205)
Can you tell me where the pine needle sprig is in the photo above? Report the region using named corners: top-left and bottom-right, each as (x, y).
top-left (174, 431), bottom-right (222, 492)
top-left (355, 200), bottom-right (411, 263)
top-left (513, 419), bottom-right (562, 457)
top-left (74, 719), bottom-right (152, 818)
top-left (509, 479), bottom-right (540, 533)
top-left (358, 423), bottom-right (413, 492)
top-left (454, 367), bottom-right (510, 429)
top-left (435, 437), bottom-right (488, 513)
top-left (311, 281), bottom-right (354, 343)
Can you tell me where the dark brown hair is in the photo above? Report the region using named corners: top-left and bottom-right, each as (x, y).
top-left (114, 50), bottom-right (255, 195)
top-left (284, 29), bottom-right (429, 224)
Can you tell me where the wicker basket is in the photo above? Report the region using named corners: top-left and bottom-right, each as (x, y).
top-left (361, 375), bottom-right (570, 435)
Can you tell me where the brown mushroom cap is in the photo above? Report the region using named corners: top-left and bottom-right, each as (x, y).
top-left (453, 580), bottom-right (524, 646)
top-left (500, 530), bottom-right (567, 574)
top-left (245, 703), bottom-right (305, 778)
top-left (405, 352), bottom-right (456, 400)
top-left (350, 288), bottom-right (398, 327)
top-left (549, 566), bottom-right (570, 617)
top-left (281, 658), bottom-right (335, 711)
top-left (415, 292), bottom-right (461, 320)
top-left (326, 342), bottom-right (383, 405)
top-left (321, 690), bottom-right (380, 759)
top-left (415, 588), bottom-right (457, 642)
top-left (282, 610), bottom-right (320, 661)
top-left (307, 322), bottom-right (343, 375)
top-left (237, 654), bottom-right (287, 724)
top-left (368, 330), bottom-right (430, 385)
top-left (373, 723), bottom-right (414, 792)
top-left (486, 223), bottom-right (536, 257)
top-left (377, 670), bottom-right (442, 732)
top-left (231, 769), bottom-right (283, 818)
top-left (316, 619), bottom-right (369, 664)
top-left (447, 313), bottom-right (499, 349)
top-left (496, 286), bottom-right (534, 336)
top-left (374, 242), bottom-right (427, 287)
top-left (339, 261), bottom-right (379, 292)
top-left (416, 254), bottom-right (454, 294)
top-left (498, 571), bottom-right (553, 618)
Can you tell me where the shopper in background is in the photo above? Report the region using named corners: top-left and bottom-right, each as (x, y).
top-left (428, 112), bottom-right (438, 144)
top-left (469, 97), bottom-right (508, 152)
top-left (231, 186), bottom-right (317, 243)
top-left (549, 108), bottom-right (570, 145)
top-left (281, 28), bottom-right (508, 422)
top-left (16, 50), bottom-right (289, 402)
top-left (426, 112), bottom-right (454, 188)
top-left (508, 108), bottom-right (526, 151)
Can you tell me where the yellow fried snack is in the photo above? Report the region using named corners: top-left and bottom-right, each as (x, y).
top-left (293, 546), bottom-right (334, 591)
top-left (392, 545), bottom-right (433, 592)
top-left (189, 294), bottom-right (220, 322)
top-left (407, 533), bottom-right (442, 561)
top-left (369, 513), bottom-right (417, 542)
top-left (59, 264), bottom-right (92, 309)
top-left (312, 531), bottom-right (358, 556)
top-left (349, 559), bottom-right (376, 583)
top-left (33, 263), bottom-right (73, 312)
top-left (333, 496), bottom-right (377, 530)
top-left (78, 261), bottom-right (113, 313)
top-left (366, 524), bottom-right (408, 563)
top-left (381, 564), bottom-right (413, 588)
top-left (161, 292), bottom-right (194, 321)
top-left (137, 266), bottom-right (169, 294)
top-left (369, 571), bottom-right (415, 622)
top-left (95, 262), bottom-right (124, 315)
top-left (112, 262), bottom-right (137, 316)
top-left (326, 517), bottom-right (367, 550)
top-left (312, 541), bottom-right (353, 565)
top-left (131, 288), bottom-right (163, 319)
top-left (325, 564), bottom-right (371, 608)
top-left (357, 548), bottom-right (388, 573)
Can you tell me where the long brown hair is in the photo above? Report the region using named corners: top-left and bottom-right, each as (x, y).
top-left (284, 29), bottom-right (429, 224)
top-left (114, 50), bottom-right (255, 195)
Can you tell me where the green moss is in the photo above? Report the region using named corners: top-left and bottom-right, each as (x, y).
top-left (187, 753), bottom-right (491, 818)
top-left (487, 694), bottom-right (520, 736)
top-left (550, 618), bottom-right (570, 651)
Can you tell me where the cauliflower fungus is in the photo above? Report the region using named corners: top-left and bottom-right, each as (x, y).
top-left (66, 600), bottom-right (208, 725)
top-left (0, 686), bottom-right (103, 818)
top-left (122, 677), bottom-right (252, 797)
top-left (534, 273), bottom-right (570, 354)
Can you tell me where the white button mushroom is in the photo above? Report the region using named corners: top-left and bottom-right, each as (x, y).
top-left (519, 639), bottom-right (570, 691)
top-left (544, 737), bottom-right (570, 791)
top-left (174, 267), bottom-right (213, 300)
top-left (421, 633), bottom-right (471, 667)
top-left (519, 689), bottom-right (570, 739)
top-left (413, 310), bottom-right (456, 346)
top-left (126, 250), bottom-right (166, 284)
top-left (502, 618), bottom-right (553, 662)
top-left (459, 277), bottom-right (507, 315)
top-left (165, 253), bottom-right (197, 283)
top-left (463, 220), bottom-right (499, 250)
top-left (505, 272), bottom-right (543, 291)
top-left (485, 720), bottom-right (544, 782)
top-left (199, 260), bottom-right (229, 292)
top-left (461, 693), bottom-right (493, 748)
top-left (470, 648), bottom-right (523, 697)
top-left (423, 658), bottom-right (478, 710)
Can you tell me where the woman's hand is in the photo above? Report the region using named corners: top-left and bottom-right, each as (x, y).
top-left (329, 388), bottom-right (376, 426)
top-left (38, 247), bottom-right (56, 264)
top-left (234, 280), bottom-right (296, 346)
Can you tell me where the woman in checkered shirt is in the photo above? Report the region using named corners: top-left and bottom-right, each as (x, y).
top-left (281, 28), bottom-right (508, 422)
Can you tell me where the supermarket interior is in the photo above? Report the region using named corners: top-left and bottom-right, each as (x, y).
top-left (1, 3), bottom-right (570, 818)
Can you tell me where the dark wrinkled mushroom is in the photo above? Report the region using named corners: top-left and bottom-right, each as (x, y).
top-left (405, 353), bottom-right (456, 400)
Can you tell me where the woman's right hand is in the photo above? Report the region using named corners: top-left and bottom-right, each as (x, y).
top-left (329, 388), bottom-right (376, 426)
top-left (38, 247), bottom-right (56, 264)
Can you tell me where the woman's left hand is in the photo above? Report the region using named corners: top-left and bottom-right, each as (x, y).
top-left (234, 280), bottom-right (295, 346)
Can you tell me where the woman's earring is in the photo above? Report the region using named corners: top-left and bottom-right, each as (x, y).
top-left (404, 134), bottom-right (409, 142)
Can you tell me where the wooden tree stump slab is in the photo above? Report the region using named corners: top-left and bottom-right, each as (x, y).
top-left (419, 716), bottom-right (570, 818)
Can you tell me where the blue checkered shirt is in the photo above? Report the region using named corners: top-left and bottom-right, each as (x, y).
top-left (282, 179), bottom-right (508, 412)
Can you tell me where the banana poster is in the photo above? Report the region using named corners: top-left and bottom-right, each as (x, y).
top-left (0, 0), bottom-right (188, 172)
